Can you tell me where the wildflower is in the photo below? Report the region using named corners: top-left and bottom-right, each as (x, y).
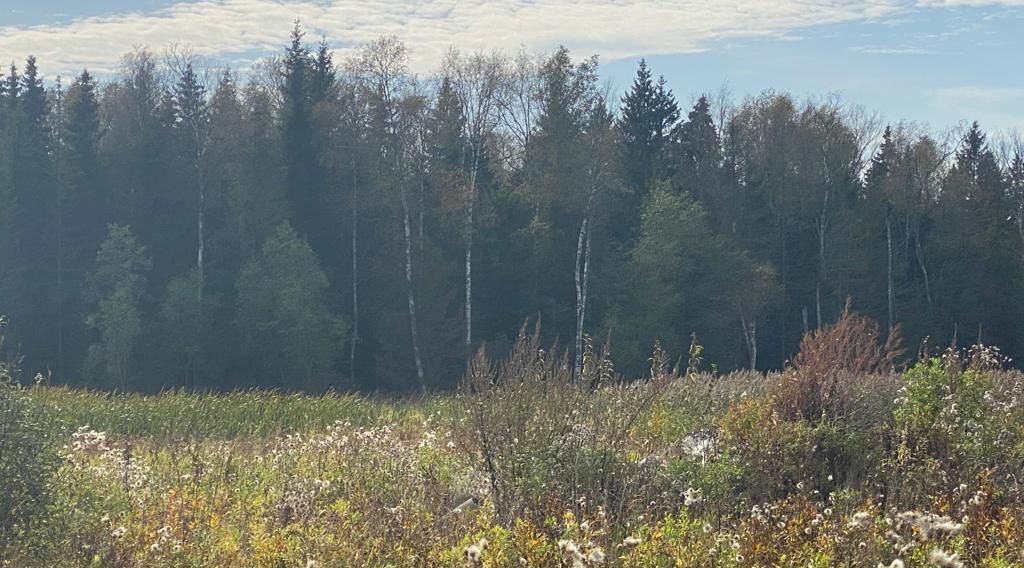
top-left (684, 487), bottom-right (703, 507)
top-left (848, 511), bottom-right (872, 529)
top-left (588, 548), bottom-right (605, 564)
top-left (927, 549), bottom-right (963, 568)
top-left (111, 526), bottom-right (127, 539)
top-left (702, 522), bottom-right (712, 534)
top-left (878, 561), bottom-right (905, 568)
top-left (619, 536), bottom-right (641, 549)
top-left (465, 538), bottom-right (488, 565)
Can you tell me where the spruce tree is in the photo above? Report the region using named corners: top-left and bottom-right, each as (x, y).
top-left (58, 70), bottom-right (105, 381)
top-left (616, 59), bottom-right (679, 195)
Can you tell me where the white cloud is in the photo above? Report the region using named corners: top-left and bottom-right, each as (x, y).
top-left (916, 0), bottom-right (1024, 6)
top-left (0, 0), bottom-right (914, 78)
top-left (852, 45), bottom-right (936, 53)
top-left (928, 86), bottom-right (1024, 131)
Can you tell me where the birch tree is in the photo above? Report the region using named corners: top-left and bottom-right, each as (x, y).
top-left (443, 50), bottom-right (503, 358)
top-left (353, 37), bottom-right (427, 391)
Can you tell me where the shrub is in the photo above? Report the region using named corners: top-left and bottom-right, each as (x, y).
top-left (0, 319), bottom-right (60, 561)
top-left (460, 327), bottom-right (673, 530)
top-left (888, 345), bottom-right (1024, 509)
top-left (776, 303), bottom-right (902, 422)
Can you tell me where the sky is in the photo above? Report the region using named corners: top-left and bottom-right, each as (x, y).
top-left (1, 0), bottom-right (1022, 132)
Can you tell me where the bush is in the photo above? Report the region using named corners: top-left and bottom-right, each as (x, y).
top-left (887, 345), bottom-right (1024, 508)
top-left (460, 328), bottom-right (674, 530)
top-left (776, 304), bottom-right (902, 422)
top-left (0, 321), bottom-right (60, 560)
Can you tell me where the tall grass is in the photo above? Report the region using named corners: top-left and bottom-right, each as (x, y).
top-left (34, 386), bottom-right (449, 440)
top-left (3, 311), bottom-right (1024, 566)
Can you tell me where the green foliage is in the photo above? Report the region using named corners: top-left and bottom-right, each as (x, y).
top-left (3, 32), bottom-right (1024, 398)
top-left (0, 322), bottom-right (60, 561)
top-left (85, 224), bottom-right (152, 389)
top-left (237, 223), bottom-right (347, 387)
top-left (6, 337), bottom-right (1024, 566)
top-left (888, 346), bottom-right (1024, 507)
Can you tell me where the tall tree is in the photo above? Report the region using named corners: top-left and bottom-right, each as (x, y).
top-left (352, 37), bottom-right (429, 390)
top-left (1009, 150), bottom-right (1024, 250)
top-left (237, 223), bottom-right (345, 387)
top-left (4, 57), bottom-right (57, 375)
top-left (443, 50), bottom-right (503, 359)
top-left (84, 225), bottom-right (151, 389)
top-left (616, 59), bottom-right (679, 226)
top-left (671, 96), bottom-right (726, 228)
top-left (280, 23), bottom-right (331, 257)
top-left (56, 70), bottom-right (105, 380)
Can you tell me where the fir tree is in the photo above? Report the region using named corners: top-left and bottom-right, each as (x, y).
top-left (616, 59), bottom-right (679, 194)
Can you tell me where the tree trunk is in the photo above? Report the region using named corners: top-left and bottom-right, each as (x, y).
top-left (55, 139), bottom-right (64, 382)
top-left (816, 189), bottom-right (828, 330)
top-left (573, 217), bottom-right (588, 380)
top-left (193, 151), bottom-right (206, 389)
top-left (464, 148), bottom-right (480, 359)
top-left (913, 224), bottom-right (933, 309)
top-left (465, 201), bottom-right (473, 358)
top-left (401, 183), bottom-right (426, 392)
top-left (350, 157), bottom-right (359, 383)
top-left (886, 212), bottom-right (895, 333)
top-left (741, 315), bottom-right (757, 370)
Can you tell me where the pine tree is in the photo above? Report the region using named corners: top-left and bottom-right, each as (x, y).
top-left (616, 59), bottom-right (679, 197)
top-left (311, 38), bottom-right (336, 106)
top-left (1009, 151), bottom-right (1024, 249)
top-left (57, 70), bottom-right (105, 381)
top-left (280, 23), bottom-right (320, 248)
top-left (671, 95), bottom-right (725, 228)
top-left (5, 56), bottom-right (57, 375)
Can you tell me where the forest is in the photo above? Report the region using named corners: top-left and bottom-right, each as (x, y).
top-left (2, 24), bottom-right (1024, 392)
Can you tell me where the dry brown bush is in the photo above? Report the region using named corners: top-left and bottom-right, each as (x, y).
top-left (776, 302), bottom-right (903, 422)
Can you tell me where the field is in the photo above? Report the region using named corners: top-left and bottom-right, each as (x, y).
top-left (3, 319), bottom-right (1024, 567)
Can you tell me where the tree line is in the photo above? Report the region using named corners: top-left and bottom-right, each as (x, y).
top-left (2, 24), bottom-right (1023, 391)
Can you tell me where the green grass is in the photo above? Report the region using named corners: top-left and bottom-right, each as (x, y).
top-left (32, 385), bottom-right (459, 440)
top-left (3, 345), bottom-right (1024, 566)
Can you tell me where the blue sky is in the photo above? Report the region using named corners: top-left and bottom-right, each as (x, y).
top-left (2, 0), bottom-right (1022, 132)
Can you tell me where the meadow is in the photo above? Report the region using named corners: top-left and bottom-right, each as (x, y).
top-left (3, 313), bottom-right (1024, 567)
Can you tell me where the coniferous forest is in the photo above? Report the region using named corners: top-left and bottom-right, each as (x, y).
top-left (2, 25), bottom-right (1024, 392)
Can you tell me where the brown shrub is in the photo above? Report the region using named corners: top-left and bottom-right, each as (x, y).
top-left (776, 302), bottom-right (903, 422)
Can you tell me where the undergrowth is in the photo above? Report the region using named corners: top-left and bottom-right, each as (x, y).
top-left (2, 310), bottom-right (1023, 566)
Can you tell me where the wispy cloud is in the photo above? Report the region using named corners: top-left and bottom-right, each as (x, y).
top-left (928, 86), bottom-right (1024, 130)
top-left (915, 0), bottom-right (1024, 6)
top-left (0, 0), bottom-right (913, 77)
top-left (852, 45), bottom-right (936, 54)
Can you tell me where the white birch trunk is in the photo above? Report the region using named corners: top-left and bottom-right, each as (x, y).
top-left (465, 159), bottom-right (477, 357)
top-left (573, 217), bottom-right (588, 380)
top-left (740, 315), bottom-right (757, 370)
top-left (401, 183), bottom-right (426, 392)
